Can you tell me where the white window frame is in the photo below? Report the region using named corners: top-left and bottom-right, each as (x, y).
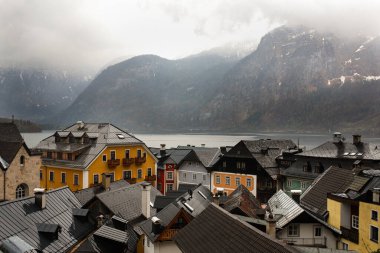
top-left (226, 176), bottom-right (230, 185)
top-left (166, 171), bottom-right (173, 180)
top-left (352, 215), bottom-right (359, 229)
top-left (166, 183), bottom-right (174, 192)
top-left (216, 175), bottom-right (220, 184)
top-left (246, 178), bottom-right (252, 187)
top-left (61, 172), bottom-right (66, 184)
top-left (287, 224), bottom-right (299, 237)
top-left (73, 174), bottom-right (79, 186)
top-left (192, 174), bottom-right (197, 180)
top-left (370, 225), bottom-right (378, 243)
top-left (235, 177), bottom-right (241, 186)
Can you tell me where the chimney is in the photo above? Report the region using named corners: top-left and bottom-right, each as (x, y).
top-left (34, 188), bottom-right (46, 209)
top-left (160, 144), bottom-right (166, 157)
top-left (152, 216), bottom-right (162, 234)
top-left (96, 214), bottom-right (104, 228)
top-left (373, 188), bottom-right (380, 203)
top-left (353, 134), bottom-right (361, 145)
top-left (102, 173), bottom-right (111, 190)
top-left (76, 120), bottom-right (85, 130)
top-left (141, 182), bottom-right (151, 218)
top-left (220, 147), bottom-right (227, 154)
top-left (333, 132), bottom-right (342, 143)
top-left (265, 213), bottom-right (276, 238)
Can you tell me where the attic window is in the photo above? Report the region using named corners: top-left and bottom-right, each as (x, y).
top-left (117, 134), bottom-right (125, 139)
top-left (183, 202), bottom-right (194, 212)
top-left (198, 191), bottom-right (207, 200)
top-left (72, 208), bottom-right (89, 218)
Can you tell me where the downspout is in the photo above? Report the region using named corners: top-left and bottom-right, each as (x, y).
top-left (3, 170), bottom-right (5, 201)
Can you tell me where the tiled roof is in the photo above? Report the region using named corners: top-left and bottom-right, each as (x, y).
top-left (300, 166), bottom-right (365, 218)
top-left (177, 146), bottom-right (221, 167)
top-left (297, 141), bottom-right (380, 160)
top-left (223, 185), bottom-right (263, 219)
top-left (268, 190), bottom-right (304, 228)
top-left (96, 182), bottom-right (162, 221)
top-left (0, 187), bottom-right (94, 253)
top-left (174, 203), bottom-right (300, 253)
top-left (165, 149), bottom-right (193, 165)
top-left (74, 180), bottom-right (130, 206)
top-left (153, 195), bottom-right (178, 210)
top-left (0, 123), bottom-right (30, 166)
top-left (0, 123), bottom-right (23, 143)
top-left (36, 122), bottom-right (148, 169)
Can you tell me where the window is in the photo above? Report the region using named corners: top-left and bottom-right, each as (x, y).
top-left (372, 210), bottom-right (378, 221)
top-left (241, 162), bottom-right (246, 169)
top-left (342, 242), bottom-right (349, 250)
top-left (68, 153), bottom-right (73, 160)
top-left (235, 177), bottom-right (241, 186)
top-left (226, 177), bottom-right (230, 185)
top-left (147, 168), bottom-right (152, 177)
top-left (20, 155), bottom-right (25, 166)
top-left (314, 226), bottom-right (322, 237)
top-left (237, 162), bottom-right (241, 169)
top-left (40, 170), bottom-right (43, 180)
top-left (61, 173), bottom-right (66, 184)
top-left (203, 174), bottom-right (206, 181)
top-left (167, 183), bottom-right (173, 192)
top-left (110, 150), bottom-right (116, 160)
top-left (16, 184), bottom-right (27, 199)
top-left (110, 173), bottom-right (115, 182)
top-left (287, 179), bottom-right (292, 188)
top-left (288, 224), bottom-right (299, 237)
top-left (370, 225), bottom-right (378, 243)
top-left (167, 171), bottom-right (173, 180)
top-left (352, 215), bottom-right (359, 229)
top-left (102, 154), bottom-right (107, 162)
top-left (49, 171), bottom-right (54, 181)
top-left (303, 163), bottom-right (311, 172)
top-left (216, 175), bottom-right (220, 184)
top-left (94, 174), bottom-right (99, 184)
top-left (138, 169), bottom-right (142, 179)
top-left (47, 152), bottom-right (52, 159)
top-left (247, 178), bottom-right (252, 187)
top-left (137, 149), bottom-right (142, 158)
top-left (223, 161), bottom-right (226, 168)
top-left (301, 181), bottom-right (308, 189)
top-left (123, 171), bottom-right (131, 179)
top-left (193, 174), bottom-right (197, 180)
top-left (74, 174), bottom-right (79, 185)
top-left (57, 152), bottom-right (63, 160)
top-left (266, 180), bottom-right (272, 188)
top-left (125, 150), bottom-right (130, 158)
top-left (183, 173), bottom-right (186, 179)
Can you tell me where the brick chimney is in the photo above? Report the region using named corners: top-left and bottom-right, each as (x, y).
top-left (102, 173), bottom-right (111, 190)
top-left (34, 188), bottom-right (46, 209)
top-left (353, 134), bottom-right (361, 145)
top-left (141, 182), bottom-right (151, 218)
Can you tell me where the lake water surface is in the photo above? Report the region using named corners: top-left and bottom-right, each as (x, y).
top-left (21, 131), bottom-right (380, 150)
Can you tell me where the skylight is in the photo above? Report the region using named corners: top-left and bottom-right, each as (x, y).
top-left (357, 153), bottom-right (363, 156)
top-left (183, 203), bottom-right (194, 212)
top-left (117, 134), bottom-right (125, 139)
top-left (343, 152), bottom-right (349, 156)
top-left (349, 152), bottom-right (356, 156)
top-left (198, 191), bottom-right (207, 200)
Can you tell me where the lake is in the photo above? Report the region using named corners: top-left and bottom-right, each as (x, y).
top-left (21, 131), bottom-right (380, 150)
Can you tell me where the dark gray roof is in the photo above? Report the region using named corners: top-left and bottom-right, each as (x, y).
top-left (177, 146), bottom-right (221, 167)
top-left (0, 236), bottom-right (39, 253)
top-left (178, 183), bottom-right (198, 192)
top-left (223, 184), bottom-right (263, 219)
top-left (300, 166), bottom-right (367, 218)
top-left (0, 187), bottom-right (94, 253)
top-left (298, 141), bottom-right (380, 160)
top-left (174, 203), bottom-right (300, 253)
top-left (36, 123), bottom-right (151, 169)
top-left (165, 149), bottom-right (193, 165)
top-left (0, 123), bottom-right (23, 143)
top-left (74, 180), bottom-right (130, 206)
top-left (96, 182), bottom-right (162, 221)
top-left (93, 225), bottom-right (128, 244)
top-left (153, 196), bottom-right (178, 210)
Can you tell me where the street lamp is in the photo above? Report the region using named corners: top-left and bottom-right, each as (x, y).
top-left (0, 156), bottom-right (9, 201)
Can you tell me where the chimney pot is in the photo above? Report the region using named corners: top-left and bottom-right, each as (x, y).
top-left (34, 188), bottom-right (46, 209)
top-left (353, 134), bottom-right (361, 145)
top-left (160, 144), bottom-right (166, 156)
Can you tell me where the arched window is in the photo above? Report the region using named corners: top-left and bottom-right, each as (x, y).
top-left (16, 184), bottom-right (28, 199)
top-left (20, 155), bottom-right (25, 166)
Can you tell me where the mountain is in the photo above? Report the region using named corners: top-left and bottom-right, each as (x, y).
top-left (0, 67), bottom-right (92, 121)
top-left (51, 26), bottom-right (380, 134)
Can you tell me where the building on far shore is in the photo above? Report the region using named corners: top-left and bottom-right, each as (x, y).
top-left (35, 121), bottom-right (157, 191)
top-left (0, 122), bottom-right (41, 201)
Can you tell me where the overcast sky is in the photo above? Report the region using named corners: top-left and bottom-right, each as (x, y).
top-left (0, 0), bottom-right (379, 71)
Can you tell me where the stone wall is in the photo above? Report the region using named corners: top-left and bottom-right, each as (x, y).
top-left (0, 145), bottom-right (41, 201)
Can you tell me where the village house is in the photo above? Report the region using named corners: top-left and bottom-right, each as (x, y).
top-left (35, 121), bottom-right (157, 191)
top-left (0, 122), bottom-right (41, 201)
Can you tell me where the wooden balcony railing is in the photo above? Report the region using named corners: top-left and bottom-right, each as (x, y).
top-left (159, 229), bottom-right (179, 241)
top-left (135, 155), bottom-right (146, 164)
top-left (282, 237), bottom-right (327, 247)
top-left (122, 158), bottom-right (134, 166)
top-left (341, 226), bottom-right (359, 244)
top-left (126, 178), bottom-right (137, 184)
top-left (107, 159), bottom-right (120, 168)
top-left (145, 175), bottom-right (157, 182)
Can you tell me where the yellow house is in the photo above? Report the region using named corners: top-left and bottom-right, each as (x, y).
top-left (36, 121), bottom-right (158, 191)
top-left (327, 187), bottom-right (380, 252)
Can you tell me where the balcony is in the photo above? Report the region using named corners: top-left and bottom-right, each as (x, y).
top-left (282, 237), bottom-right (327, 247)
top-left (159, 229), bottom-right (179, 241)
top-left (135, 155), bottom-right (146, 164)
top-left (145, 175), bottom-right (157, 182)
top-left (107, 159), bottom-right (120, 168)
top-left (122, 158), bottom-right (134, 166)
top-left (341, 226), bottom-right (359, 244)
top-left (126, 178), bottom-right (137, 184)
